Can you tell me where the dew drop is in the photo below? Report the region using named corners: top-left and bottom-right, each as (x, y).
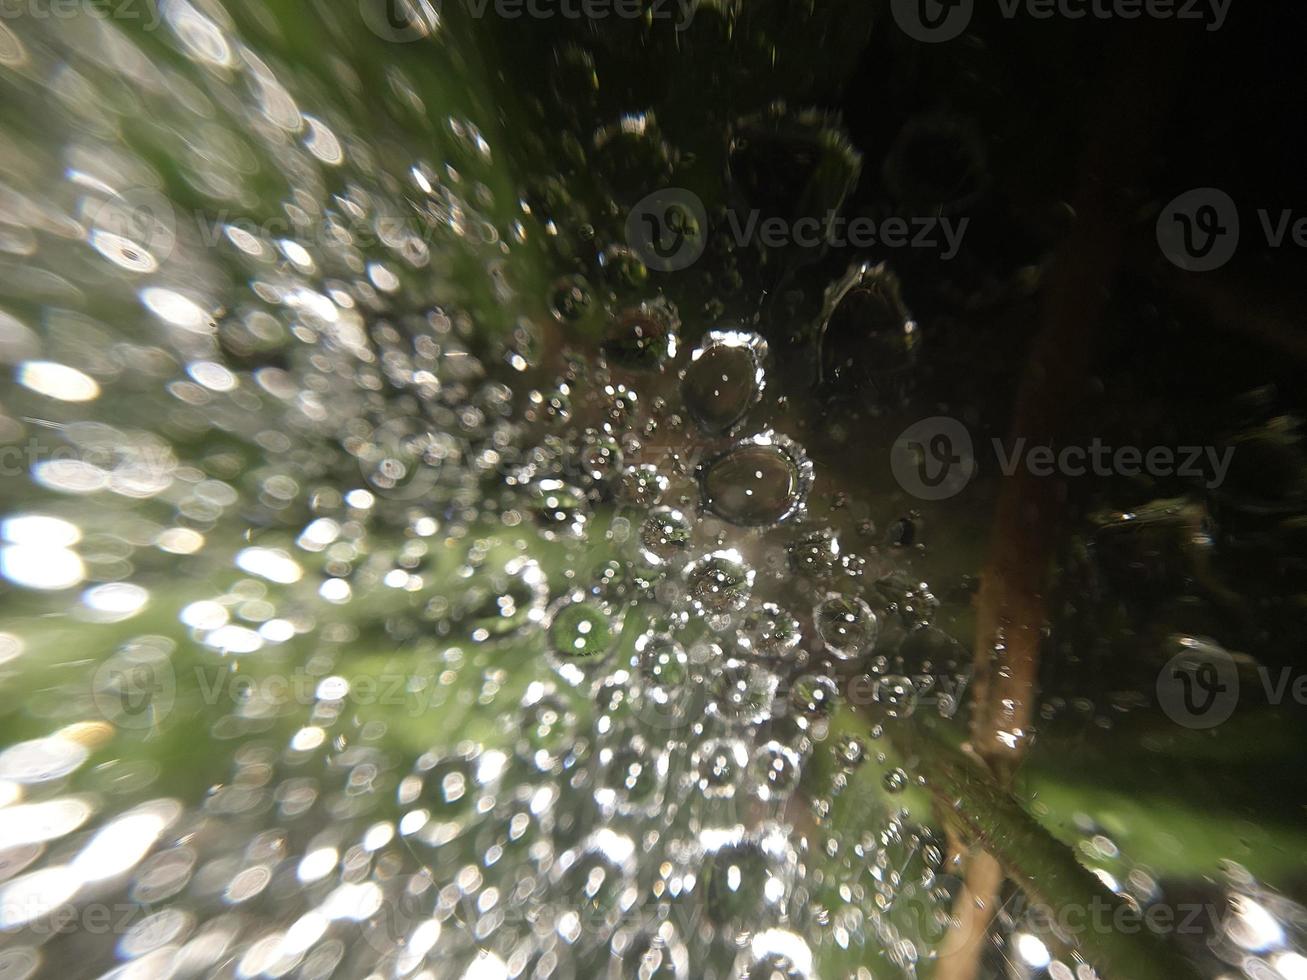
top-left (813, 593), bottom-right (878, 660)
top-left (548, 598), bottom-right (613, 659)
top-left (685, 550), bottom-right (754, 615)
top-left (638, 507), bottom-right (692, 566)
top-left (874, 674), bottom-right (918, 718)
top-left (699, 432), bottom-right (812, 527)
top-left (603, 299), bottom-right (679, 371)
top-left (738, 603), bottom-right (802, 661)
top-left (681, 330), bottom-right (767, 434)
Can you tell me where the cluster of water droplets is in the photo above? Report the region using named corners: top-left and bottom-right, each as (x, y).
top-left (1, 3), bottom-right (1304, 980)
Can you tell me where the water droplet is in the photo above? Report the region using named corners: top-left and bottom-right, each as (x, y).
top-left (703, 830), bottom-right (793, 929)
top-left (883, 768), bottom-right (909, 794)
top-left (734, 929), bottom-right (815, 980)
top-left (681, 330), bottom-right (767, 434)
top-left (699, 432), bottom-right (812, 527)
top-left (460, 559), bottom-right (548, 640)
top-left (691, 737), bottom-right (749, 799)
top-left (598, 244), bottom-right (649, 289)
top-left (708, 657), bottom-right (778, 725)
top-left (685, 550), bottom-right (754, 615)
top-left (874, 675), bottom-right (917, 718)
top-left (518, 687), bottom-right (578, 772)
top-left (749, 740), bottom-right (803, 801)
top-left (787, 527), bottom-right (840, 575)
top-left (738, 603), bottom-right (802, 661)
top-left (579, 430), bottom-right (624, 482)
top-left (639, 507), bottom-right (692, 566)
top-left (530, 479), bottom-right (590, 537)
top-left (836, 735), bottom-right (866, 767)
top-left (635, 633), bottom-right (689, 695)
top-left (617, 463), bottom-right (668, 507)
top-left (595, 734), bottom-right (668, 817)
top-left (611, 925), bottom-right (688, 980)
top-left (788, 673), bottom-right (839, 725)
top-left (817, 261), bottom-right (918, 385)
top-left (549, 597), bottom-right (614, 659)
top-left (813, 593), bottom-right (878, 659)
top-left (603, 299), bottom-right (679, 371)
top-left (549, 274), bottom-right (593, 322)
top-left (556, 830), bottom-right (637, 933)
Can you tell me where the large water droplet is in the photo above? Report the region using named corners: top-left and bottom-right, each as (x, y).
top-left (816, 261), bottom-right (918, 385)
top-left (681, 330), bottom-right (767, 434)
top-left (698, 432), bottom-right (812, 527)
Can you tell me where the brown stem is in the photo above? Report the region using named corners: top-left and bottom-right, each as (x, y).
top-left (957, 24), bottom-right (1192, 976)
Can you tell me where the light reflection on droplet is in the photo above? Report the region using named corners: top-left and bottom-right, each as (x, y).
top-left (0, 866), bottom-right (81, 928)
top-left (0, 798), bottom-right (93, 846)
top-left (72, 800), bottom-right (179, 883)
top-left (17, 360), bottom-right (99, 402)
top-left (0, 545), bottom-right (85, 590)
top-left (139, 288), bottom-right (211, 333)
